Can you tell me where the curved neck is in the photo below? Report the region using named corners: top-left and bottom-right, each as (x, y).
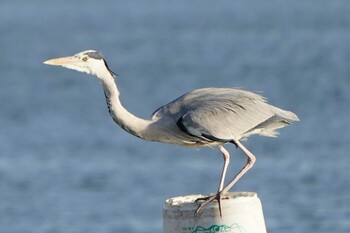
top-left (96, 68), bottom-right (152, 139)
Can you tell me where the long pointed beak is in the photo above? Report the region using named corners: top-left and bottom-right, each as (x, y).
top-left (43, 56), bottom-right (78, 66)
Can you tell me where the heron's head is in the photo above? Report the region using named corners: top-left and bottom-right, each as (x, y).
top-left (44, 50), bottom-right (113, 78)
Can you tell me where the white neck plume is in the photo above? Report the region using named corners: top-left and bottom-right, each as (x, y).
top-left (96, 66), bottom-right (152, 139)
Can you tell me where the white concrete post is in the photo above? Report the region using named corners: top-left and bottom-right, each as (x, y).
top-left (163, 192), bottom-right (267, 233)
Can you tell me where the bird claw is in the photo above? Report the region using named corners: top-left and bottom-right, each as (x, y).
top-left (195, 192), bottom-right (223, 218)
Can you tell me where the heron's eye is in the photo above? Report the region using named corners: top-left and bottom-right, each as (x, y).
top-left (82, 56), bottom-right (89, 61)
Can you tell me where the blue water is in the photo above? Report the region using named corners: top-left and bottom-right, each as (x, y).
top-left (1, 1), bottom-right (349, 232)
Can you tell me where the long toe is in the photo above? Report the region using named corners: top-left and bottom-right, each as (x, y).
top-left (195, 192), bottom-right (222, 217)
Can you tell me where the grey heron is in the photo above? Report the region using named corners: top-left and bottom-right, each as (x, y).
top-left (44, 50), bottom-right (299, 216)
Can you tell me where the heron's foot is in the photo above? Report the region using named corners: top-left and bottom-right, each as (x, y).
top-left (195, 192), bottom-right (223, 217)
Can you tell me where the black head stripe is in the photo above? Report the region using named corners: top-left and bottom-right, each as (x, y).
top-left (84, 51), bottom-right (104, 60)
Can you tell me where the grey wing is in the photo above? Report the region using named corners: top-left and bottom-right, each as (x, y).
top-left (152, 88), bottom-right (299, 142)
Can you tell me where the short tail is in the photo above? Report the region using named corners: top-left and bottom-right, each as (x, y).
top-left (242, 108), bottom-right (299, 139)
top-left (260, 108), bottom-right (299, 137)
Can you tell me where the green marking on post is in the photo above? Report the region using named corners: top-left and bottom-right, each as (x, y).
top-left (191, 223), bottom-right (247, 233)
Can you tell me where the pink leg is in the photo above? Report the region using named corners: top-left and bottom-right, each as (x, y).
top-left (217, 145), bottom-right (230, 192)
top-left (195, 140), bottom-right (256, 217)
top-left (221, 139), bottom-right (256, 195)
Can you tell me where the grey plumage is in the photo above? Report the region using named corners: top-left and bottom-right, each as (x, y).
top-left (151, 88), bottom-right (298, 145)
top-left (44, 50), bottom-right (299, 216)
